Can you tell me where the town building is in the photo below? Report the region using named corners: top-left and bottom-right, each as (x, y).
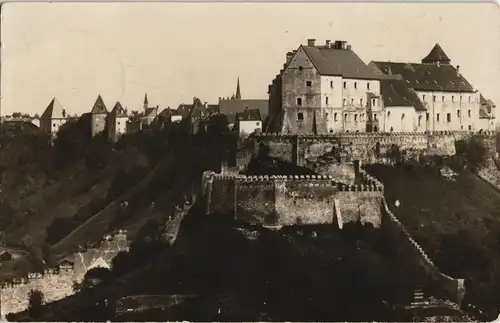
top-left (107, 101), bottom-right (128, 143)
top-left (89, 95), bottom-right (109, 137)
top-left (40, 97), bottom-right (69, 139)
top-left (369, 43), bottom-right (496, 132)
top-left (218, 78), bottom-right (268, 129)
top-left (177, 97), bottom-right (218, 134)
top-left (267, 39), bottom-right (382, 134)
top-left (235, 108), bottom-right (262, 137)
top-left (140, 93), bottom-right (159, 129)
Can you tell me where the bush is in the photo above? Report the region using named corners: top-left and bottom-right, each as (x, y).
top-left (455, 135), bottom-right (488, 170)
top-left (27, 289), bottom-right (44, 319)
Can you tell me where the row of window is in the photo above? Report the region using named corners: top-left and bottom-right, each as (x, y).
top-left (305, 80), bottom-right (372, 90)
top-left (296, 97), bottom-right (377, 106)
top-left (422, 94), bottom-right (474, 103)
top-left (296, 112), bottom-right (369, 122)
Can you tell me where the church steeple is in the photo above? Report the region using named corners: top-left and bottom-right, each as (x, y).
top-left (143, 93), bottom-right (148, 109)
top-left (235, 77), bottom-right (241, 100)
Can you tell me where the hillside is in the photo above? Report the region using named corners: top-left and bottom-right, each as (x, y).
top-left (365, 163), bottom-right (500, 317)
top-left (0, 120), bottom-right (230, 281)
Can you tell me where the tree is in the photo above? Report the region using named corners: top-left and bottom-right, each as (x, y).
top-left (455, 135), bottom-right (488, 170)
top-left (82, 267), bottom-right (113, 289)
top-left (28, 289), bottom-right (44, 319)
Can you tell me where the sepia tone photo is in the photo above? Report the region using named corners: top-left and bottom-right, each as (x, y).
top-left (0, 1), bottom-right (499, 321)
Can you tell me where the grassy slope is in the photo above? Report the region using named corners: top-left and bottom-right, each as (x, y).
top-left (365, 163), bottom-right (500, 314)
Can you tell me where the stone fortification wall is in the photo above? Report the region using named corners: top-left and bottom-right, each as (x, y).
top-left (1, 230), bottom-right (130, 316)
top-left (205, 172), bottom-right (384, 228)
top-left (245, 131), bottom-right (497, 167)
top-left (381, 199), bottom-right (465, 307)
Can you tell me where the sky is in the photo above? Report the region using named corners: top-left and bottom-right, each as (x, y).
top-left (1, 2), bottom-right (499, 117)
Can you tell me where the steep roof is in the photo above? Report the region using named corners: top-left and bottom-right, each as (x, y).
top-left (145, 107), bottom-right (158, 117)
top-left (236, 108), bottom-right (261, 122)
top-left (380, 79), bottom-right (426, 111)
top-left (219, 99), bottom-right (268, 124)
top-left (91, 95), bottom-right (108, 114)
top-left (301, 45), bottom-right (380, 80)
top-left (370, 61), bottom-right (474, 93)
top-left (422, 43), bottom-right (451, 64)
top-left (110, 102), bottom-right (127, 118)
top-left (41, 97), bottom-right (66, 119)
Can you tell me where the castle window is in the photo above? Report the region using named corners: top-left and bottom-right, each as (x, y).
top-left (343, 82), bottom-right (347, 88)
top-left (325, 113), bottom-right (329, 119)
top-left (351, 98), bottom-right (354, 104)
top-left (423, 95), bottom-right (426, 101)
top-left (326, 97), bottom-right (329, 105)
top-left (343, 99), bottom-right (346, 105)
top-left (426, 112), bottom-right (429, 121)
top-left (256, 122), bottom-right (260, 126)
top-left (433, 95), bottom-right (436, 102)
top-left (418, 115), bottom-right (422, 127)
top-left (344, 113), bottom-right (348, 121)
top-left (297, 98), bottom-right (302, 106)
top-left (442, 96), bottom-right (445, 102)
top-left (299, 66), bottom-right (303, 71)
top-left (447, 113), bottom-right (451, 122)
top-left (452, 96), bottom-right (455, 102)
top-left (360, 99), bottom-right (364, 105)
top-left (387, 111), bottom-right (391, 118)
top-left (401, 113), bottom-right (405, 120)
top-left (460, 96), bottom-right (463, 102)
top-left (306, 81), bottom-right (312, 87)
top-left (334, 113), bottom-right (338, 121)
top-left (297, 112), bottom-right (304, 121)
top-left (354, 82), bottom-right (357, 89)
top-left (354, 114), bottom-right (358, 122)
top-left (372, 98), bottom-right (376, 106)
top-left (367, 82), bottom-right (370, 90)
top-left (437, 113), bottom-right (440, 122)
top-left (468, 96), bottom-right (471, 103)
top-left (330, 81), bottom-right (333, 88)
top-left (374, 113), bottom-right (378, 121)
top-left (457, 110), bottom-right (460, 118)
top-left (468, 125), bottom-right (472, 130)
top-left (468, 109), bottom-right (471, 118)
top-left (390, 127), bottom-right (394, 132)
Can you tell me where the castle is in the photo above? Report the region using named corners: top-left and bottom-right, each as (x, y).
top-left (266, 39), bottom-right (495, 134)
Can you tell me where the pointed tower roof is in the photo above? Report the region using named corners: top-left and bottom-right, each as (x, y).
top-left (41, 97), bottom-right (66, 119)
top-left (235, 77), bottom-right (241, 100)
top-left (422, 43), bottom-right (451, 65)
top-left (110, 101), bottom-right (127, 118)
top-left (144, 93), bottom-right (148, 106)
top-left (91, 95), bottom-right (108, 114)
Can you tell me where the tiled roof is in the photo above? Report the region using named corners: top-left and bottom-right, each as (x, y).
top-left (145, 107), bottom-right (157, 117)
top-left (91, 95), bottom-right (108, 114)
top-left (380, 79), bottom-right (426, 111)
top-left (110, 102), bottom-right (127, 118)
top-left (370, 61), bottom-right (474, 93)
top-left (422, 44), bottom-right (451, 64)
top-left (301, 45), bottom-right (381, 80)
top-left (236, 108), bottom-right (262, 121)
top-left (219, 99), bottom-right (268, 124)
top-left (41, 97), bottom-right (66, 119)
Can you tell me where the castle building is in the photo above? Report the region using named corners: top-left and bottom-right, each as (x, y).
top-left (89, 95), bottom-right (109, 137)
top-left (369, 43), bottom-right (496, 132)
top-left (107, 101), bottom-right (128, 143)
top-left (40, 97), bottom-right (69, 139)
top-left (267, 39), bottom-right (383, 134)
top-left (268, 39), bottom-right (496, 134)
top-left (218, 78), bottom-right (268, 129)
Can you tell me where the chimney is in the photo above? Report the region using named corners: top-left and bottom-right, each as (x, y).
top-left (307, 38), bottom-right (316, 46)
top-left (334, 41), bottom-right (342, 49)
top-left (346, 44), bottom-right (352, 50)
top-left (456, 65), bottom-right (460, 73)
top-left (325, 40), bottom-right (331, 48)
top-left (341, 41), bottom-right (347, 49)
top-left (286, 51), bottom-right (294, 64)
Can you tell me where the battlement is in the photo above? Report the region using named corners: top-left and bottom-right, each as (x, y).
top-left (251, 130), bottom-right (496, 139)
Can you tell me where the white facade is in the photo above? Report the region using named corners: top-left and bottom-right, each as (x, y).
top-left (382, 107), bottom-right (424, 132)
top-left (319, 76), bottom-right (382, 132)
top-left (417, 90), bottom-right (481, 131)
top-left (171, 115), bottom-right (182, 123)
top-left (238, 120), bottom-right (262, 137)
